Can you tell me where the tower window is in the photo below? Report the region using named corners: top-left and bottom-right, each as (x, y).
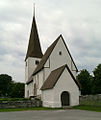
top-left (59, 51), bottom-right (62, 55)
top-left (35, 60), bottom-right (39, 65)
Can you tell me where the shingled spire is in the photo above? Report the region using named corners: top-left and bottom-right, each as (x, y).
top-left (25, 16), bottom-right (43, 61)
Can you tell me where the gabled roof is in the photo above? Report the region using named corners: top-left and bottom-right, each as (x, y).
top-left (32, 35), bottom-right (62, 75)
top-left (26, 34), bottom-right (78, 85)
top-left (26, 35), bottom-right (61, 84)
top-left (25, 17), bottom-right (43, 61)
top-left (33, 34), bottom-right (78, 75)
top-left (41, 64), bottom-right (81, 90)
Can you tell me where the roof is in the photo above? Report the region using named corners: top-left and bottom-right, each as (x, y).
top-left (33, 34), bottom-right (78, 75)
top-left (32, 35), bottom-right (61, 75)
top-left (26, 35), bottom-right (61, 84)
top-left (25, 17), bottom-right (43, 61)
top-left (26, 34), bottom-right (78, 84)
top-left (41, 64), bottom-right (81, 90)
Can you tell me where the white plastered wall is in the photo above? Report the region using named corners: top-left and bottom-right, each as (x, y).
top-left (33, 70), bottom-right (44, 96)
top-left (25, 57), bottom-right (41, 98)
top-left (44, 37), bottom-right (77, 81)
top-left (25, 82), bottom-right (34, 98)
top-left (41, 89), bottom-right (54, 107)
top-left (25, 57), bottom-right (41, 82)
top-left (42, 68), bottom-right (80, 108)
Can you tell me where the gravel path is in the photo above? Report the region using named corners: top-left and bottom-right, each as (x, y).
top-left (0, 109), bottom-right (101, 120)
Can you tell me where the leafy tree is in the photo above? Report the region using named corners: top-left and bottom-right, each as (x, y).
top-left (92, 64), bottom-right (101, 94)
top-left (10, 82), bottom-right (24, 98)
top-left (0, 74), bottom-right (24, 98)
top-left (77, 69), bottom-right (92, 95)
top-left (0, 74), bottom-right (12, 97)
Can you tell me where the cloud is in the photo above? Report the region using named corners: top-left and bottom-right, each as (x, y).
top-left (0, 0), bottom-right (101, 82)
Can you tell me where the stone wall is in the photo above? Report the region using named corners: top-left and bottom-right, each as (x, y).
top-left (80, 94), bottom-right (101, 106)
top-left (0, 100), bottom-right (42, 109)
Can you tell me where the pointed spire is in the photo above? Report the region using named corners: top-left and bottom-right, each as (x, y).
top-left (25, 11), bottom-right (43, 61)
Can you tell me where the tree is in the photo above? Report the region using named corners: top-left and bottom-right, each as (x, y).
top-left (77, 69), bottom-right (92, 95)
top-left (92, 64), bottom-right (101, 94)
top-left (0, 74), bottom-right (12, 97)
top-left (10, 82), bottom-right (24, 98)
top-left (0, 74), bottom-right (25, 98)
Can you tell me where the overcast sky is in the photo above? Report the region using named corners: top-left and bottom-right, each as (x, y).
top-left (0, 0), bottom-right (101, 82)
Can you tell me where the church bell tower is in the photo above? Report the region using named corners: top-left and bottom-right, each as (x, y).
top-left (25, 14), bottom-right (43, 97)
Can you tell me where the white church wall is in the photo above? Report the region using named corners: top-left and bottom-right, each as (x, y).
top-left (50, 37), bottom-right (77, 76)
top-left (44, 37), bottom-right (77, 80)
top-left (25, 82), bottom-right (34, 98)
top-left (25, 68), bottom-right (44, 98)
top-left (44, 68), bottom-right (50, 81)
top-left (25, 57), bottom-right (41, 98)
top-left (42, 68), bottom-right (80, 108)
top-left (25, 58), bottom-right (29, 83)
top-left (44, 58), bottom-right (50, 68)
top-left (71, 62), bottom-right (77, 78)
top-left (35, 70), bottom-right (44, 96)
top-left (53, 68), bottom-right (80, 107)
top-left (25, 67), bottom-right (44, 98)
top-left (25, 57), bottom-right (41, 82)
top-left (44, 58), bottom-right (50, 81)
top-left (25, 84), bottom-right (28, 98)
top-left (41, 89), bottom-right (54, 107)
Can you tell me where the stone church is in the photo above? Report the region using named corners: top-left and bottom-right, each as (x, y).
top-left (25, 15), bottom-right (81, 108)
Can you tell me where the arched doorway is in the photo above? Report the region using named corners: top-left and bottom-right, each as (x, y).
top-left (61, 91), bottom-right (70, 106)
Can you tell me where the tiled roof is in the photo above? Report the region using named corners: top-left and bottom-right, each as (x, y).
top-left (41, 64), bottom-right (81, 90)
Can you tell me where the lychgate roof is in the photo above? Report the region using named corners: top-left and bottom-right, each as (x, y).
top-left (41, 64), bottom-right (81, 90)
top-left (25, 17), bottom-right (43, 61)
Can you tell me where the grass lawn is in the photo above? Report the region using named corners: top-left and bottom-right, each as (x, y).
top-left (0, 107), bottom-right (62, 112)
top-left (73, 105), bottom-right (101, 112)
top-left (0, 98), bottom-right (30, 101)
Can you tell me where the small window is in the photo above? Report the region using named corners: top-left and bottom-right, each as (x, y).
top-left (35, 60), bottom-right (39, 65)
top-left (59, 51), bottom-right (62, 55)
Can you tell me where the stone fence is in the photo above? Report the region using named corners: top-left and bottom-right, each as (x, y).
top-left (0, 99), bottom-right (42, 109)
top-left (1, 95), bottom-right (101, 109)
top-left (80, 94), bottom-right (101, 106)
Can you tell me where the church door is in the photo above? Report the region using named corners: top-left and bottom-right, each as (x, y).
top-left (61, 91), bottom-right (70, 106)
